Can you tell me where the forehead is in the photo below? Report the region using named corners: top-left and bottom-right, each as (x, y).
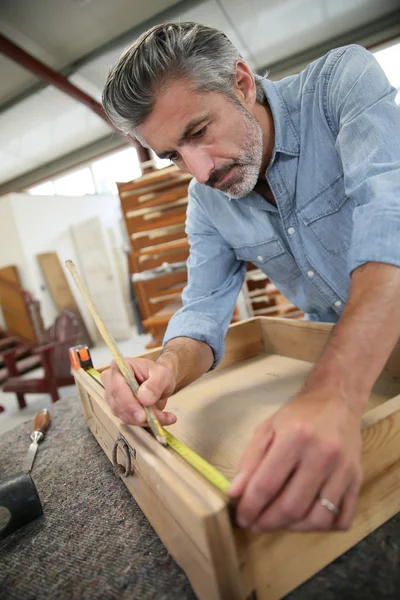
top-left (137, 79), bottom-right (226, 152)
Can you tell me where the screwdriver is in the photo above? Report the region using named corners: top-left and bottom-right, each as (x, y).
top-left (22, 409), bottom-right (51, 472)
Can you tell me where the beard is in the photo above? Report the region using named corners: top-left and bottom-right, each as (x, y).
top-left (205, 104), bottom-right (263, 199)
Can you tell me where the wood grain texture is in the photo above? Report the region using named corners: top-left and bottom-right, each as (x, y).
top-left (75, 367), bottom-right (243, 600)
top-left (80, 317), bottom-right (400, 599)
top-left (0, 265), bottom-right (37, 342)
top-left (37, 252), bottom-right (92, 347)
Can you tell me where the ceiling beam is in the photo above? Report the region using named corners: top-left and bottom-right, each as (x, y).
top-left (0, 33), bottom-right (151, 164)
top-left (0, 33), bottom-right (114, 127)
top-left (0, 0), bottom-right (207, 114)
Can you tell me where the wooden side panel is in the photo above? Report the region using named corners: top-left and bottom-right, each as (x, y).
top-left (237, 403), bottom-right (400, 599)
top-left (260, 317), bottom-right (400, 382)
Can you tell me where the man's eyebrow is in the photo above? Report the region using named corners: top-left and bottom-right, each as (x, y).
top-left (157, 113), bottom-right (211, 159)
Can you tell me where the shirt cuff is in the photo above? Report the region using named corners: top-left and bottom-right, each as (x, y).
top-left (348, 204), bottom-right (400, 274)
top-left (162, 309), bottom-right (225, 370)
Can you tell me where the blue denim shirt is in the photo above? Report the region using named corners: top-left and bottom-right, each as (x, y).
top-left (163, 45), bottom-right (400, 368)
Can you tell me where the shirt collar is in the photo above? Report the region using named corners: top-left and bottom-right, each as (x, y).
top-left (262, 79), bottom-right (300, 158)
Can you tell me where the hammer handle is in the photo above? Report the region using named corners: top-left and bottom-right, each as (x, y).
top-left (33, 409), bottom-right (50, 434)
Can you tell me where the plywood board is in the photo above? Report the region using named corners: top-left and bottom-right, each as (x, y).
top-left (0, 265), bottom-right (36, 343)
top-left (37, 252), bottom-right (92, 347)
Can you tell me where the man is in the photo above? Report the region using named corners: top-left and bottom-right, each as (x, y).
top-left (101, 22), bottom-right (400, 532)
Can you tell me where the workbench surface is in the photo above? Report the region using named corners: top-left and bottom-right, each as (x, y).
top-left (1, 394), bottom-right (399, 599)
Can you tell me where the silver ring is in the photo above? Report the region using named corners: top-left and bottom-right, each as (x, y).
top-left (318, 496), bottom-right (340, 516)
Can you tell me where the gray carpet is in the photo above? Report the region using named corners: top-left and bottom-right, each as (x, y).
top-left (1, 394), bottom-right (399, 599)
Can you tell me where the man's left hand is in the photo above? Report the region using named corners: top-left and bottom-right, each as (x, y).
top-left (229, 389), bottom-right (364, 532)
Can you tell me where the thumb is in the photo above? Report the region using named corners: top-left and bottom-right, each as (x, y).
top-left (136, 370), bottom-right (168, 407)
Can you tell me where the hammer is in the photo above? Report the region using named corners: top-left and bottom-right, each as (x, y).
top-left (0, 409), bottom-right (50, 538)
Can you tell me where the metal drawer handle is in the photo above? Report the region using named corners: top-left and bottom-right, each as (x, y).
top-left (112, 436), bottom-right (134, 479)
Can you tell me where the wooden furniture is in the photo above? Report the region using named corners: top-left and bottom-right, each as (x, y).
top-left (0, 269), bottom-right (46, 389)
top-left (243, 264), bottom-right (303, 319)
top-left (3, 310), bottom-right (82, 409)
top-left (117, 166), bottom-right (192, 346)
top-left (73, 317), bottom-right (400, 599)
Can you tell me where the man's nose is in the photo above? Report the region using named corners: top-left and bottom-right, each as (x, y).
top-left (182, 149), bottom-right (214, 184)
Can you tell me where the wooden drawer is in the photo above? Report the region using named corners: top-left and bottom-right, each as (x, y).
top-left (125, 202), bottom-right (188, 235)
top-left (121, 181), bottom-right (190, 212)
top-left (129, 224), bottom-right (187, 253)
top-left (130, 246), bottom-right (189, 273)
top-left (74, 317), bottom-right (400, 599)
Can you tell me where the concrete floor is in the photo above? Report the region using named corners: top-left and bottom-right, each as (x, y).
top-left (0, 332), bottom-right (152, 437)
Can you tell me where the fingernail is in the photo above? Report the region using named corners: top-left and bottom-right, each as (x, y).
top-left (134, 410), bottom-right (146, 423)
top-left (229, 473), bottom-right (245, 494)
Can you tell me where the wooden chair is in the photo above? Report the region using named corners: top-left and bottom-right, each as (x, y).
top-left (2, 310), bottom-right (83, 409)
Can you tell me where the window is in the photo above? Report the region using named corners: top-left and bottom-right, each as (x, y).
top-left (54, 167), bottom-right (95, 196)
top-left (28, 180), bottom-right (56, 196)
top-left (374, 41), bottom-right (400, 104)
top-left (91, 148), bottom-right (141, 195)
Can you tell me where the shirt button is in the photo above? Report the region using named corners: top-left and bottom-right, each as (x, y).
top-left (257, 255), bottom-right (263, 261)
top-left (287, 227), bottom-right (295, 235)
top-left (307, 270), bottom-right (315, 278)
top-left (334, 300), bottom-right (342, 307)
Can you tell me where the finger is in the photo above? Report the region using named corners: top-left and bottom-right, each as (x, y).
top-left (136, 373), bottom-right (170, 407)
top-left (107, 385), bottom-right (147, 424)
top-left (156, 397), bottom-right (168, 412)
top-left (152, 407), bottom-right (177, 426)
top-left (336, 477), bottom-right (362, 530)
top-left (288, 467), bottom-right (352, 532)
top-left (235, 435), bottom-right (302, 528)
top-left (228, 423), bottom-right (274, 498)
top-left (100, 367), bottom-right (111, 386)
top-left (251, 447), bottom-right (337, 530)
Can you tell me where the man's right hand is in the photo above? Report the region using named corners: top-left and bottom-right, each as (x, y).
top-left (101, 358), bottom-right (177, 426)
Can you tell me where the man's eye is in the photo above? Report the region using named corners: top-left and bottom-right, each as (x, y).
top-left (169, 152), bottom-right (180, 162)
top-left (192, 126), bottom-right (207, 139)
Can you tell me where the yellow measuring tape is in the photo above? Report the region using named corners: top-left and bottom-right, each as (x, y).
top-left (86, 367), bottom-right (231, 495)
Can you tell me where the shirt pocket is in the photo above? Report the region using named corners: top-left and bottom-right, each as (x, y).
top-left (298, 174), bottom-right (353, 256)
top-left (233, 238), bottom-right (301, 286)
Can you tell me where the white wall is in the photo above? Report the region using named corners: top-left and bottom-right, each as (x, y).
top-left (6, 192), bottom-right (125, 339)
top-left (0, 195), bottom-right (31, 328)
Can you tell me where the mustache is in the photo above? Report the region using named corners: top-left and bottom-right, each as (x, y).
top-left (205, 162), bottom-right (237, 187)
top-left (205, 156), bottom-right (254, 188)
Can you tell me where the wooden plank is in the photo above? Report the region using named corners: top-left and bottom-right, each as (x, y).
top-left (37, 252), bottom-right (92, 347)
top-left (0, 265), bottom-right (37, 343)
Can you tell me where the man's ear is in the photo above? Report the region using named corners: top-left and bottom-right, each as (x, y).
top-left (233, 60), bottom-right (257, 108)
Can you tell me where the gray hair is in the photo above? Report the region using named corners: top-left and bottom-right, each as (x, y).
top-left (102, 21), bottom-right (265, 139)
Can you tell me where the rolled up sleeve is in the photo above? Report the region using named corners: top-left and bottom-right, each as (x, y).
top-left (163, 184), bottom-right (246, 369)
top-left (326, 45), bottom-right (400, 274)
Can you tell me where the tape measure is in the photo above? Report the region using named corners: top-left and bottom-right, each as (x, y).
top-left (70, 346), bottom-right (231, 495)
